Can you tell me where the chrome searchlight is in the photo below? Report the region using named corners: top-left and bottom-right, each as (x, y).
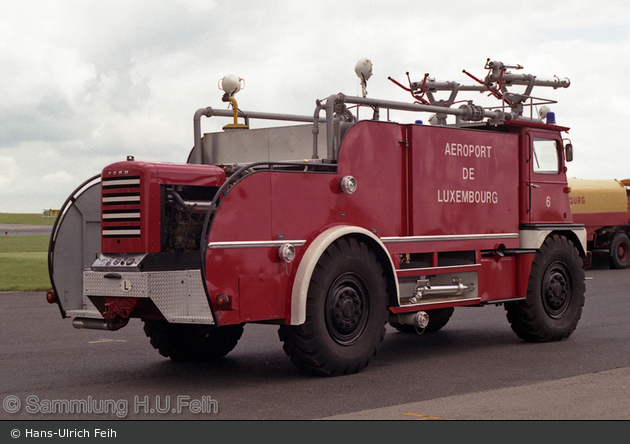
top-left (340, 176), bottom-right (357, 194)
top-left (355, 58), bottom-right (373, 98)
top-left (219, 74), bottom-right (248, 130)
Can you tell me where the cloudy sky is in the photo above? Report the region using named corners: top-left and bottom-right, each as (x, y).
top-left (2, 0), bottom-right (630, 213)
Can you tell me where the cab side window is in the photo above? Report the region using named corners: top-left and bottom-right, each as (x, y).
top-left (532, 138), bottom-right (560, 174)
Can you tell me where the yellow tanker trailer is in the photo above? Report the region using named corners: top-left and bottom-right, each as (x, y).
top-left (568, 178), bottom-right (630, 268)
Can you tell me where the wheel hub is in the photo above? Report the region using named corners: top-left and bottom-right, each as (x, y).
top-left (542, 263), bottom-right (571, 318)
top-left (334, 289), bottom-right (362, 330)
top-left (325, 273), bottom-right (369, 345)
top-left (618, 242), bottom-right (629, 262)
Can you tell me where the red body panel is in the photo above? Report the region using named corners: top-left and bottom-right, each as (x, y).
top-left (205, 122), bottom-right (408, 324)
top-left (408, 125), bottom-right (519, 243)
top-left (91, 119), bottom-right (572, 325)
top-left (203, 121), bottom-right (570, 324)
top-left (517, 128), bottom-right (572, 225)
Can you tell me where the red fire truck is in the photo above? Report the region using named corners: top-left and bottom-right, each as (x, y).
top-left (47, 59), bottom-right (586, 375)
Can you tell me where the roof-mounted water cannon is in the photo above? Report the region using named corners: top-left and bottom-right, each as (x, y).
top-left (469, 59), bottom-right (571, 116)
top-left (482, 59), bottom-right (570, 90)
top-left (355, 58), bottom-right (373, 98)
top-left (388, 58), bottom-right (570, 124)
top-left (219, 74), bottom-right (248, 130)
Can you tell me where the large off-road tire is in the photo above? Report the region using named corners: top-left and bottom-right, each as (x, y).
top-left (609, 232), bottom-right (630, 269)
top-left (278, 237), bottom-right (389, 376)
top-left (505, 234), bottom-right (585, 342)
top-left (390, 307), bottom-right (455, 333)
top-left (143, 319), bottom-right (244, 361)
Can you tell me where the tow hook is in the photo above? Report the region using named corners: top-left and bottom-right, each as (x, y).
top-left (102, 299), bottom-right (136, 331)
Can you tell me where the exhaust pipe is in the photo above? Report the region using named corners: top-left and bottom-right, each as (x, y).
top-left (72, 317), bottom-right (127, 331)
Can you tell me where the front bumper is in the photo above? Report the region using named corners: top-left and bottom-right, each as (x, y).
top-left (67, 269), bottom-right (215, 325)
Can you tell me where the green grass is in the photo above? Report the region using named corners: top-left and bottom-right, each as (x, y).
top-left (0, 235), bottom-right (51, 291)
top-left (0, 235), bottom-right (50, 253)
top-left (0, 253), bottom-right (50, 291)
top-left (0, 212), bottom-right (56, 225)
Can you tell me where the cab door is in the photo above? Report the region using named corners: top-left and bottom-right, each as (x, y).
top-left (527, 130), bottom-right (571, 224)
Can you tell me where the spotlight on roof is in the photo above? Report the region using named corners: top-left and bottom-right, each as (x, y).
top-left (355, 58), bottom-right (373, 98)
top-left (218, 75), bottom-right (248, 130)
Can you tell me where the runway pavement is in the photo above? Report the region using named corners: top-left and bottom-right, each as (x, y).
top-left (0, 224), bottom-right (52, 237)
top-left (321, 366), bottom-right (630, 420)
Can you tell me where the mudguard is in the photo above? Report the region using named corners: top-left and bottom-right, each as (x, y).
top-left (289, 225), bottom-right (398, 325)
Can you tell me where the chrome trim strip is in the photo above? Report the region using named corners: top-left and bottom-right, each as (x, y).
top-left (103, 229), bottom-right (141, 236)
top-left (102, 196), bottom-right (140, 203)
top-left (396, 263), bottom-right (480, 274)
top-left (207, 240), bottom-right (306, 249)
top-left (102, 179), bottom-right (140, 187)
top-left (482, 297), bottom-right (526, 305)
top-left (381, 233), bottom-right (519, 243)
top-left (103, 213), bottom-right (141, 219)
top-left (401, 296), bottom-right (481, 308)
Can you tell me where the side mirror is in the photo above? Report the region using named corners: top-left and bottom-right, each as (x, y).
top-left (564, 142), bottom-right (573, 162)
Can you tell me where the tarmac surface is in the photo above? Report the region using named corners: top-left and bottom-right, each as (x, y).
top-left (322, 366), bottom-right (630, 420)
top-left (0, 224), bottom-right (53, 237)
top-left (1, 225), bottom-right (629, 422)
top-left (1, 281), bottom-right (630, 421)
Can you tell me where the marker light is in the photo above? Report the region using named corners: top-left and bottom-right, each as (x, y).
top-left (215, 294), bottom-right (231, 310)
top-left (45, 289), bottom-right (57, 304)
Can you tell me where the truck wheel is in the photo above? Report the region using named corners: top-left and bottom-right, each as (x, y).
top-left (278, 237), bottom-right (389, 376)
top-left (143, 319), bottom-right (244, 361)
top-left (390, 307), bottom-right (454, 333)
top-left (505, 234), bottom-right (585, 342)
top-left (609, 233), bottom-right (630, 269)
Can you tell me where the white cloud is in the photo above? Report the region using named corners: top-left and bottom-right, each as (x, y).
top-left (0, 156), bottom-right (20, 189)
top-left (1, 0), bottom-right (630, 211)
top-left (41, 170), bottom-right (76, 187)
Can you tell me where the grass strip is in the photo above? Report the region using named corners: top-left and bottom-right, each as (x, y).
top-left (0, 213), bottom-right (56, 225)
top-left (0, 252), bottom-right (51, 291)
top-left (0, 235), bottom-right (50, 253)
top-left (0, 236), bottom-right (51, 291)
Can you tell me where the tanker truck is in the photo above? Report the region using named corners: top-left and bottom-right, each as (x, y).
top-left (46, 59), bottom-right (586, 376)
top-left (568, 178), bottom-right (630, 268)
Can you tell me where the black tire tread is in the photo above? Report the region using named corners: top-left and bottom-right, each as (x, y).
top-left (609, 232), bottom-right (630, 269)
top-left (505, 234), bottom-right (585, 342)
top-left (278, 237), bottom-right (388, 376)
top-left (143, 319), bottom-right (244, 362)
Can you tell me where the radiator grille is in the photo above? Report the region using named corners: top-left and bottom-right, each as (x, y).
top-left (102, 176), bottom-right (141, 238)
